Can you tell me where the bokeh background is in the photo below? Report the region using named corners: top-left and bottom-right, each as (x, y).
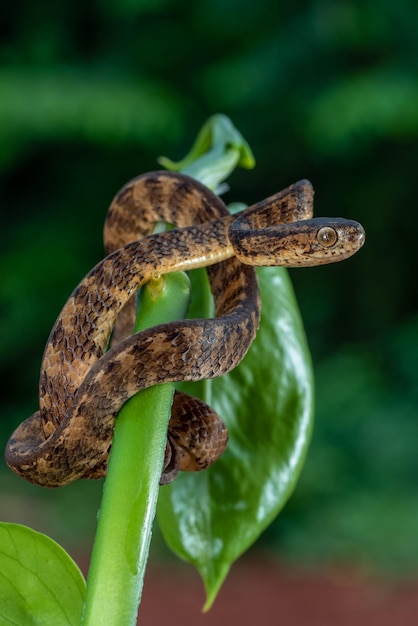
top-left (1, 1), bottom-right (417, 623)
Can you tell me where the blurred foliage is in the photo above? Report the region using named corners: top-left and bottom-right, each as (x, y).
top-left (0, 0), bottom-right (417, 577)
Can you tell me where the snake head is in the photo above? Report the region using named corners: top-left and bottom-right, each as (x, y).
top-left (229, 216), bottom-right (365, 267)
top-left (297, 217), bottom-right (365, 265)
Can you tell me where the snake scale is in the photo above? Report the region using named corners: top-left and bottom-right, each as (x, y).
top-left (5, 171), bottom-right (365, 487)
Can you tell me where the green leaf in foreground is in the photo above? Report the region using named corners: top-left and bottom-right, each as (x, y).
top-left (158, 266), bottom-right (314, 607)
top-left (0, 522), bottom-right (85, 626)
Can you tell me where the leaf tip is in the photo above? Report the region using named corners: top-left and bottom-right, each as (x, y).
top-left (200, 561), bottom-right (231, 612)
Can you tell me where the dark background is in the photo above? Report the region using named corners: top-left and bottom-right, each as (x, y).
top-left (0, 0), bottom-right (417, 607)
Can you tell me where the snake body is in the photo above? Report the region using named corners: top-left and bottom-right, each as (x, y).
top-left (5, 172), bottom-right (365, 487)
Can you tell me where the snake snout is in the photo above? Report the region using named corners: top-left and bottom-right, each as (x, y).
top-left (354, 222), bottom-right (366, 249)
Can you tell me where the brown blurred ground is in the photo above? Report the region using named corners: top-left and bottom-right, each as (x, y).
top-left (79, 556), bottom-right (418, 626)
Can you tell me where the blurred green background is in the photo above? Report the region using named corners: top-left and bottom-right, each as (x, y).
top-left (1, 0), bottom-right (417, 579)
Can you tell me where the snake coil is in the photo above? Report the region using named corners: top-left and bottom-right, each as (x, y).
top-left (5, 172), bottom-right (365, 487)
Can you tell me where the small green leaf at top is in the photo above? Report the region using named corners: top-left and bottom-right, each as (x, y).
top-left (0, 522), bottom-right (86, 626)
top-left (158, 114), bottom-right (255, 192)
top-left (158, 266), bottom-right (314, 608)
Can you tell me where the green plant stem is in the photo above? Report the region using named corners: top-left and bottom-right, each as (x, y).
top-left (81, 272), bottom-right (191, 626)
top-left (81, 116), bottom-right (254, 624)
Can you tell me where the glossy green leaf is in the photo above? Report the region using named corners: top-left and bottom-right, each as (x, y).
top-left (158, 266), bottom-right (314, 607)
top-left (0, 522), bottom-right (86, 626)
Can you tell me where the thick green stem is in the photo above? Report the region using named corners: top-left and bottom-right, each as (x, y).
top-left (81, 272), bottom-right (191, 626)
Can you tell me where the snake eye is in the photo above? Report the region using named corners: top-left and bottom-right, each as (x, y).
top-left (317, 226), bottom-right (338, 248)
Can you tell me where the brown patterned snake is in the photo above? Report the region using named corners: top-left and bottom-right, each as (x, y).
top-left (5, 171), bottom-right (365, 487)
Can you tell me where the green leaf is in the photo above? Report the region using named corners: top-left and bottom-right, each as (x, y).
top-left (158, 266), bottom-right (314, 607)
top-left (158, 114), bottom-right (255, 192)
top-left (0, 522), bottom-right (86, 626)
